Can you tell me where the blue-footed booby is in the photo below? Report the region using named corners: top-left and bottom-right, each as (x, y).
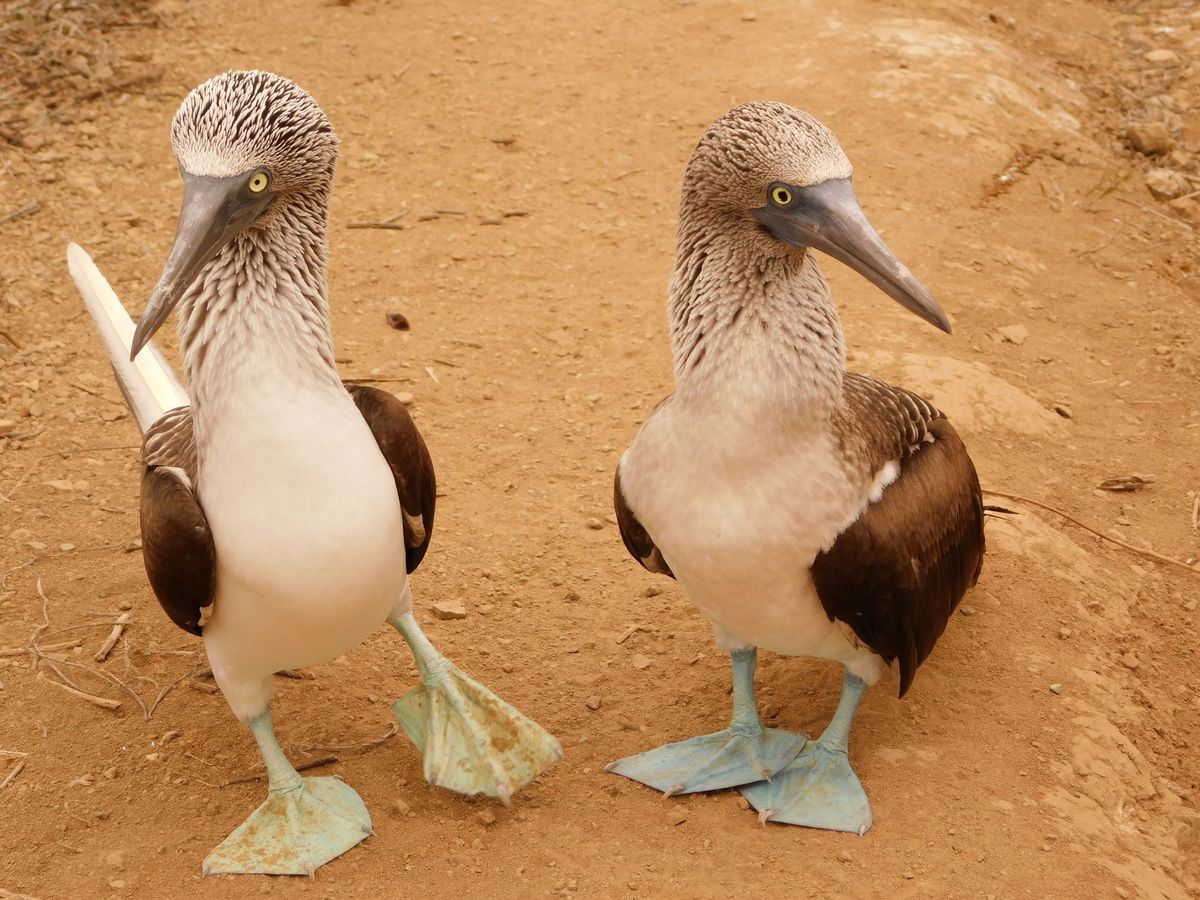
top-left (607, 102), bottom-right (983, 833)
top-left (67, 70), bottom-right (560, 875)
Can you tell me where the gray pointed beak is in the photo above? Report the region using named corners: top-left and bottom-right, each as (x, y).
top-left (753, 178), bottom-right (951, 334)
top-left (131, 172), bottom-right (273, 360)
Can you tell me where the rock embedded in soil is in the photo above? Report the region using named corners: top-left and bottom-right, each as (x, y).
top-left (394, 392), bottom-right (415, 405)
top-left (1145, 167), bottom-right (1189, 199)
top-left (996, 324), bottom-right (1029, 345)
top-left (585, 695), bottom-right (601, 710)
top-left (385, 310), bottom-right (410, 331)
top-left (585, 517), bottom-right (604, 530)
top-left (431, 601), bottom-right (468, 620)
top-left (1125, 121), bottom-right (1173, 155)
top-left (393, 798), bottom-right (411, 816)
top-left (476, 809), bottom-right (497, 826)
top-left (631, 653), bottom-right (652, 670)
top-left (665, 808), bottom-right (687, 825)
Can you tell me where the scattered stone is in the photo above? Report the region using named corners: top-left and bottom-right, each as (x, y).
top-left (117, 600), bottom-right (133, 611)
top-left (102, 766), bottom-right (118, 779)
top-left (0, 419), bottom-right (15, 435)
top-left (392, 797), bottom-right (411, 816)
top-left (1058, 628), bottom-right (1072, 639)
top-left (475, 808), bottom-right (497, 826)
top-left (736, 795), bottom-right (750, 811)
top-left (1054, 404), bottom-right (1073, 419)
top-left (1120, 652), bottom-right (1140, 670)
top-left (59, 543), bottom-right (76, 552)
top-left (959, 605), bottom-right (976, 617)
top-left (109, 880), bottom-right (126, 890)
top-left (394, 392), bottom-right (415, 406)
top-left (1143, 48), bottom-right (1181, 65)
top-left (617, 716), bottom-right (639, 731)
top-left (27, 542), bottom-right (47, 555)
top-left (1125, 121), bottom-right (1173, 156)
top-left (585, 517), bottom-right (604, 530)
top-left (564, 589), bottom-right (581, 602)
top-left (664, 808), bottom-right (687, 825)
top-left (762, 703), bottom-right (781, 719)
top-left (902, 871), bottom-right (915, 880)
top-left (385, 310), bottom-right (410, 331)
top-left (1145, 167), bottom-right (1189, 199)
top-left (740, 11), bottom-right (757, 20)
top-left (631, 653), bottom-right (652, 670)
top-left (1049, 683), bottom-right (1063, 695)
top-left (104, 850), bottom-right (125, 869)
top-left (837, 849), bottom-right (853, 863)
top-left (479, 216), bottom-right (503, 226)
top-left (124, 539), bottom-right (142, 553)
top-left (643, 584), bottom-right (663, 598)
top-left (585, 695), bottom-right (602, 710)
top-left (159, 730), bottom-right (181, 745)
top-left (431, 601), bottom-right (468, 620)
top-left (44, 479), bottom-right (75, 492)
top-left (145, 752), bottom-right (166, 763)
top-left (996, 324), bottom-right (1029, 345)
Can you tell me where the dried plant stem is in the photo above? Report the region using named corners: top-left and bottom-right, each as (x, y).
top-left (984, 489), bottom-right (1200, 575)
top-left (37, 673), bottom-right (121, 710)
top-left (222, 755), bottom-right (339, 787)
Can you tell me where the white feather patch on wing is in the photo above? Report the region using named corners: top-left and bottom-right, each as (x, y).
top-left (867, 460), bottom-right (900, 504)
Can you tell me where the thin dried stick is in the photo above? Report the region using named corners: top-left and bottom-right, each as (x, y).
top-left (0, 638), bottom-right (80, 657)
top-left (0, 200), bottom-right (39, 227)
top-left (149, 665), bottom-right (210, 716)
top-left (38, 673), bottom-right (121, 710)
top-left (984, 489), bottom-right (1200, 575)
top-left (222, 755), bottom-right (339, 787)
top-left (93, 612), bottom-right (131, 662)
top-left (290, 721), bottom-right (398, 755)
top-left (0, 749), bottom-right (28, 791)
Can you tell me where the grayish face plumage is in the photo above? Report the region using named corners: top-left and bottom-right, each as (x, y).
top-left (678, 101), bottom-right (950, 334)
top-left (132, 71), bottom-right (340, 360)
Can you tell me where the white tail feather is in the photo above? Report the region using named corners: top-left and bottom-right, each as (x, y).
top-left (66, 243), bottom-right (189, 435)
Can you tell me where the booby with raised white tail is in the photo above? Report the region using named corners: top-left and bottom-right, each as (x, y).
top-left (69, 69), bottom-right (560, 874)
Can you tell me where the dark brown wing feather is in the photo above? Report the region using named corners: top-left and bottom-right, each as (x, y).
top-left (614, 466), bottom-right (674, 578)
top-left (139, 408), bottom-right (214, 636)
top-left (346, 384), bottom-right (436, 573)
top-left (812, 416), bottom-right (984, 697)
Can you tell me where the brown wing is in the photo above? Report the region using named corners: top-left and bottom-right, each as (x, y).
top-left (346, 384), bottom-right (436, 573)
top-left (139, 407), bottom-right (214, 636)
top-left (614, 466), bottom-right (674, 578)
top-left (812, 416), bottom-right (984, 697)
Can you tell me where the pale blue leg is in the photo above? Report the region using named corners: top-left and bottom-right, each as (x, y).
top-left (390, 612), bottom-right (561, 802)
top-left (740, 671), bottom-right (873, 834)
top-left (605, 649), bottom-right (806, 795)
top-left (202, 709), bottom-right (372, 875)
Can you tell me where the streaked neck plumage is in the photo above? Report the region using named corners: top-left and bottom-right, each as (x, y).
top-left (175, 193), bottom-right (342, 431)
top-left (668, 204), bottom-right (847, 420)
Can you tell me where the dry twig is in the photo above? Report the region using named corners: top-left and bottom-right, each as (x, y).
top-left (0, 200), bottom-right (39, 228)
top-left (93, 612), bottom-right (131, 662)
top-left (0, 750), bottom-right (29, 791)
top-left (38, 673), bottom-right (121, 710)
top-left (984, 489), bottom-right (1200, 575)
top-left (291, 721), bottom-right (398, 755)
top-left (222, 755), bottom-right (339, 787)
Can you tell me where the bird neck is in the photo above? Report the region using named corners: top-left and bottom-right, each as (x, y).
top-left (668, 223), bottom-right (847, 419)
top-left (176, 197), bottom-right (342, 419)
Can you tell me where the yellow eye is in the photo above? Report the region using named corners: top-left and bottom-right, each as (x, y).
top-left (248, 172), bottom-right (269, 193)
top-left (770, 185), bottom-right (793, 206)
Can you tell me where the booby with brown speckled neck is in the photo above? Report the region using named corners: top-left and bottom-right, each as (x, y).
top-left (68, 69), bottom-right (560, 875)
top-left (607, 102), bottom-right (984, 833)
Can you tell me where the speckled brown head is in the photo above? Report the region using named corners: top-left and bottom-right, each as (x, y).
top-left (680, 101), bottom-right (950, 333)
top-left (132, 71), bottom-right (339, 360)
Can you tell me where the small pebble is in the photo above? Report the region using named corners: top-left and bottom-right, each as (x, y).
top-left (837, 849), bottom-right (853, 863)
top-left (123, 539), bottom-right (142, 553)
top-left (394, 392), bottom-right (415, 406)
top-left (959, 605), bottom-right (976, 616)
top-left (585, 695), bottom-right (602, 710)
top-left (631, 653), bottom-right (652, 670)
top-left (1058, 628), bottom-right (1072, 639)
top-left (996, 324), bottom-right (1029, 345)
top-left (665, 808), bottom-right (687, 826)
top-left (735, 796), bottom-right (750, 811)
top-left (740, 11), bottom-right (757, 21)
top-left (59, 543), bottom-right (76, 552)
top-left (643, 584), bottom-right (663, 598)
top-left (479, 216), bottom-right (503, 226)
top-left (393, 798), bottom-right (411, 816)
top-left (475, 808), bottom-right (497, 826)
top-left (104, 850), bottom-right (125, 869)
top-left (1054, 404), bottom-right (1073, 419)
top-left (385, 310), bottom-right (410, 331)
top-left (585, 517), bottom-right (604, 530)
top-left (431, 601), bottom-right (468, 620)
top-left (1120, 653), bottom-right (1140, 670)
top-left (1049, 683), bottom-right (1063, 695)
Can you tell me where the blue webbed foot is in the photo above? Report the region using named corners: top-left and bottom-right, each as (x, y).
top-left (606, 725), bottom-right (805, 795)
top-left (740, 740), bottom-right (872, 834)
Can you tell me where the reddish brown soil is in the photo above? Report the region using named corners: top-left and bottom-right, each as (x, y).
top-left (1, 1), bottom-right (1197, 898)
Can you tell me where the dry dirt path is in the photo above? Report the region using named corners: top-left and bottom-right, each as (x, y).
top-left (1, 1), bottom-right (1197, 898)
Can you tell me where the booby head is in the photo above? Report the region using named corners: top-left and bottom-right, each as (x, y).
top-left (131, 70), bottom-right (339, 359)
top-left (684, 101), bottom-right (950, 333)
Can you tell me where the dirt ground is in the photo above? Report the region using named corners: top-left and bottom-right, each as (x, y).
top-left (1, 0), bottom-right (1198, 897)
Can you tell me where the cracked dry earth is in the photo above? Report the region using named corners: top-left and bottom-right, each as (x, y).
top-left (0, 1), bottom-right (1198, 898)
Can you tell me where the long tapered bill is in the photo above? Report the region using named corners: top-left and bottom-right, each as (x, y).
top-left (131, 173), bottom-right (272, 360)
top-left (753, 178), bottom-right (951, 334)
